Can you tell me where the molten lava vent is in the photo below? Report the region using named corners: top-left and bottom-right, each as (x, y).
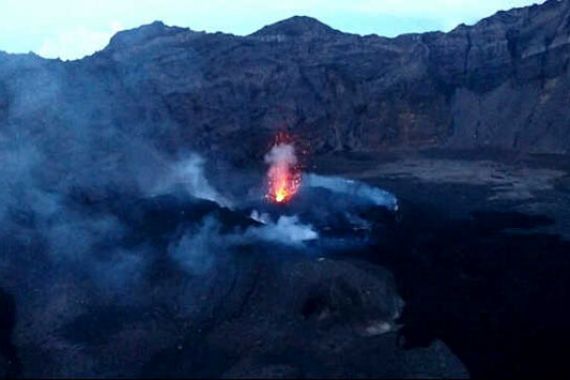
top-left (265, 133), bottom-right (302, 204)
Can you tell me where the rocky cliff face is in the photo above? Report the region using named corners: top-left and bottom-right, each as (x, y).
top-left (1, 0), bottom-right (570, 162)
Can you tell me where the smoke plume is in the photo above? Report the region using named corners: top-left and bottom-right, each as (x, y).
top-left (305, 174), bottom-right (399, 211)
top-left (0, 60), bottom-right (399, 377)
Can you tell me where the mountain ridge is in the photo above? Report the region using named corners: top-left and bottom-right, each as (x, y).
top-left (0, 2), bottom-right (554, 59)
top-left (0, 0), bottom-right (569, 162)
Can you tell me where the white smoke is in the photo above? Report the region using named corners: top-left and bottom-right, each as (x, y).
top-left (250, 210), bottom-right (272, 224)
top-left (264, 143), bottom-right (297, 167)
top-left (171, 212), bottom-right (318, 275)
top-left (149, 154), bottom-right (232, 208)
top-left (247, 212), bottom-right (318, 246)
top-left (305, 174), bottom-right (398, 211)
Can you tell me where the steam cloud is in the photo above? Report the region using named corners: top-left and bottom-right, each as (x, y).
top-left (248, 212), bottom-right (318, 245)
top-left (150, 154), bottom-right (232, 208)
top-left (264, 143), bottom-right (297, 167)
top-left (305, 173), bottom-right (399, 211)
top-left (0, 64), bottom-right (398, 376)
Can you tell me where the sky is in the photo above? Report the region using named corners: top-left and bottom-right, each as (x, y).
top-left (0, 0), bottom-right (545, 61)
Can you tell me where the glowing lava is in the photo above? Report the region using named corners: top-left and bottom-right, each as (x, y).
top-left (265, 134), bottom-right (301, 204)
top-left (269, 161), bottom-right (299, 203)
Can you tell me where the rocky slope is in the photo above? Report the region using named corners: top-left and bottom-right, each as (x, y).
top-left (1, 0), bottom-right (570, 163)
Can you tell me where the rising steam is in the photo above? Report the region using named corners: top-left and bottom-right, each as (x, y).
top-left (306, 174), bottom-right (399, 211)
top-left (0, 60), bottom-right (403, 377)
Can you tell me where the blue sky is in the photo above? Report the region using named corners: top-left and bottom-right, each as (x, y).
top-left (0, 0), bottom-right (544, 60)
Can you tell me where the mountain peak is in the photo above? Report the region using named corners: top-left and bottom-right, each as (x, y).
top-left (107, 21), bottom-right (189, 50)
top-left (250, 16), bottom-right (342, 39)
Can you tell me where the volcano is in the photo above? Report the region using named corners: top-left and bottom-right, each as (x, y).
top-left (0, 158), bottom-right (469, 378)
top-left (2, 0), bottom-right (570, 378)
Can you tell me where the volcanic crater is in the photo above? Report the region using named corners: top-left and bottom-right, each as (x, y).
top-left (2, 0), bottom-right (570, 378)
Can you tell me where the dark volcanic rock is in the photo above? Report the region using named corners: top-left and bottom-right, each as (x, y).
top-left (1, 1), bottom-right (570, 161)
top-left (0, 192), bottom-right (467, 378)
top-left (251, 16), bottom-right (344, 40)
top-left (0, 288), bottom-right (20, 378)
top-left (2, 3), bottom-right (570, 377)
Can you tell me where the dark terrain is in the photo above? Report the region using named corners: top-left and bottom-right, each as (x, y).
top-left (1, 0), bottom-right (570, 378)
top-left (316, 150), bottom-right (570, 377)
top-left (0, 289), bottom-right (20, 378)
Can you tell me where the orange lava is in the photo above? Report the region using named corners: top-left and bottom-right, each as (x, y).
top-left (265, 133), bottom-right (301, 204)
top-left (267, 162), bottom-right (300, 204)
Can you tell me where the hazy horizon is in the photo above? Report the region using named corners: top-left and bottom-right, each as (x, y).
top-left (0, 0), bottom-right (546, 61)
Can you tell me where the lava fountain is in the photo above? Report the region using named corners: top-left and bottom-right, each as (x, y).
top-left (265, 133), bottom-right (301, 204)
